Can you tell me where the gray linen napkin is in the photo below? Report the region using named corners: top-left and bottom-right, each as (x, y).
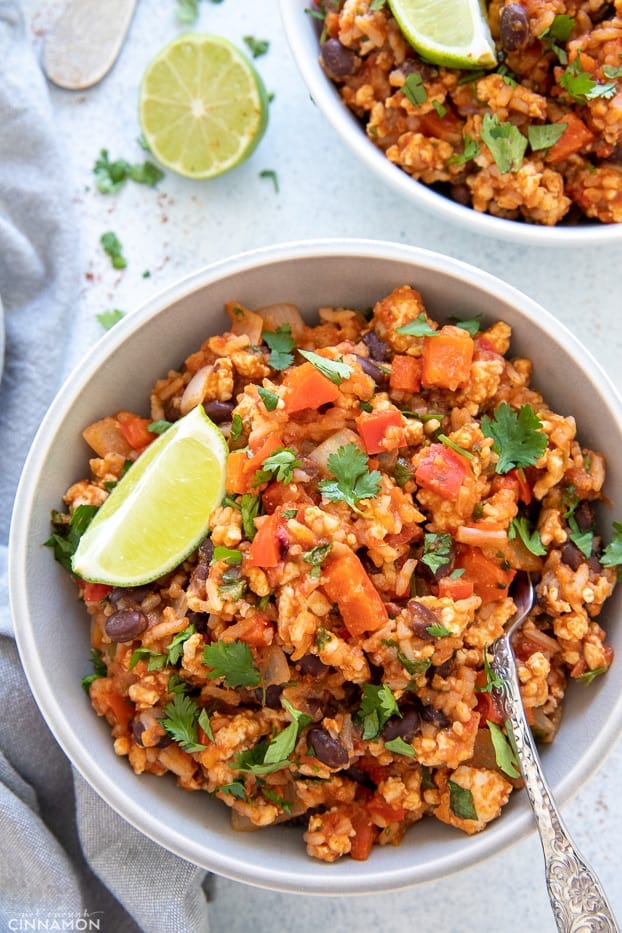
top-left (0, 3), bottom-right (210, 929)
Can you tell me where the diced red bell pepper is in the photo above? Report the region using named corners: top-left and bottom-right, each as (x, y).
top-left (247, 511), bottom-right (287, 568)
top-left (81, 582), bottom-right (113, 603)
top-left (350, 807), bottom-right (378, 861)
top-left (355, 409), bottom-right (405, 455)
top-left (283, 361), bottom-right (340, 413)
top-left (455, 545), bottom-right (516, 605)
top-left (322, 548), bottom-right (389, 637)
top-left (415, 443), bottom-right (471, 502)
top-left (226, 433), bottom-right (283, 495)
top-left (367, 794), bottom-right (406, 826)
top-left (421, 325), bottom-right (474, 391)
top-left (116, 411), bottom-right (156, 450)
top-left (437, 576), bottom-right (475, 600)
top-left (545, 113), bottom-right (595, 164)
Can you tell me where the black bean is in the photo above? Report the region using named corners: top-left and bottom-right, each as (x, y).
top-left (109, 585), bottom-right (149, 607)
top-left (354, 354), bottom-right (387, 386)
top-left (132, 715), bottom-right (171, 748)
top-left (253, 684), bottom-right (284, 709)
top-left (449, 183), bottom-right (471, 207)
top-left (499, 3), bottom-right (530, 52)
top-left (590, 2), bottom-right (614, 24)
top-left (320, 38), bottom-right (358, 78)
top-left (307, 727), bottom-right (349, 768)
top-left (105, 609), bottom-right (148, 643)
top-left (202, 399), bottom-right (235, 424)
top-left (298, 654), bottom-right (329, 677)
top-left (574, 500), bottom-right (595, 532)
top-left (420, 705), bottom-right (450, 729)
top-left (197, 536), bottom-right (214, 563)
top-left (382, 708), bottom-right (421, 742)
top-left (362, 331), bottom-right (390, 361)
top-left (561, 541), bottom-right (584, 571)
top-left (405, 600), bottom-right (440, 639)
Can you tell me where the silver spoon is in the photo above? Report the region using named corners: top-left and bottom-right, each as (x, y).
top-left (490, 572), bottom-right (619, 932)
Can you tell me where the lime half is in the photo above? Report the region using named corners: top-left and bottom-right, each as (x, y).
top-left (72, 405), bottom-right (228, 586)
top-left (388, 0), bottom-right (497, 70)
top-left (139, 34), bottom-right (269, 179)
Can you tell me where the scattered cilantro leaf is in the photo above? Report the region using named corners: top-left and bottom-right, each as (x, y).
top-left (432, 100), bottom-right (447, 118)
top-left (255, 447), bottom-right (301, 485)
top-left (481, 113), bottom-right (527, 174)
top-left (560, 57), bottom-right (616, 102)
top-left (218, 780), bottom-right (247, 800)
top-left (356, 683), bottom-right (400, 740)
top-left (403, 73), bottom-right (427, 106)
top-left (575, 666), bottom-right (608, 685)
top-left (385, 736), bottom-right (415, 757)
top-left (508, 515), bottom-right (547, 556)
top-left (546, 14), bottom-right (575, 43)
top-left (129, 646), bottom-right (168, 671)
top-left (162, 694), bottom-right (208, 753)
top-left (257, 386), bottom-right (280, 411)
top-left (261, 787), bottom-right (293, 812)
top-left (230, 413), bottom-right (244, 441)
top-left (420, 533), bottom-right (453, 575)
top-left (476, 648), bottom-right (503, 694)
top-left (240, 493), bottom-right (261, 540)
top-left (263, 699), bottom-right (312, 764)
top-left (302, 542), bottom-right (332, 568)
top-left (203, 639), bottom-right (261, 688)
top-left (481, 402), bottom-right (547, 474)
top-left (148, 419), bottom-right (172, 435)
top-left (448, 131), bottom-right (480, 166)
top-left (393, 455), bottom-right (412, 488)
top-left (81, 648), bottom-right (107, 693)
top-left (369, 0), bottom-right (387, 9)
top-left (218, 566), bottom-right (247, 601)
top-left (448, 780), bottom-right (478, 821)
top-left (44, 504), bottom-right (98, 572)
top-left (318, 442), bottom-right (381, 514)
top-left (166, 624), bottom-right (197, 665)
top-left (395, 312), bottom-right (437, 337)
top-left (487, 721), bottom-right (520, 778)
top-left (100, 231), bottom-right (127, 270)
top-left (212, 546), bottom-right (243, 565)
top-left (438, 433), bottom-right (474, 460)
top-left (567, 515), bottom-right (593, 558)
top-left (259, 168), bottom-right (279, 192)
top-left (601, 522), bottom-right (622, 568)
top-left (244, 35), bottom-right (270, 58)
top-left (603, 64), bottom-right (622, 79)
top-left (93, 149), bottom-right (164, 193)
top-left (97, 308), bottom-right (126, 330)
top-left (263, 324), bottom-right (295, 370)
top-left (527, 122), bottom-right (568, 152)
top-left (451, 315), bottom-right (481, 336)
top-left (298, 349), bottom-right (353, 384)
top-left (426, 623), bottom-right (452, 638)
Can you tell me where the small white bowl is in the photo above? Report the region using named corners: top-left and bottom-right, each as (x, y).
top-left (280, 2), bottom-right (622, 247)
top-left (10, 240), bottom-right (622, 893)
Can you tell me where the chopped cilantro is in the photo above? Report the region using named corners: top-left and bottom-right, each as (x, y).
top-left (93, 149), bottom-right (164, 193)
top-left (298, 349), bottom-right (353, 384)
top-left (508, 515), bottom-right (547, 556)
top-left (257, 386), bottom-right (280, 411)
top-left (244, 36), bottom-right (270, 58)
top-left (129, 646), bottom-right (168, 672)
top-left (385, 736), bottom-right (415, 757)
top-left (403, 73), bottom-right (427, 106)
top-left (395, 312), bottom-right (437, 337)
top-left (426, 623), bottom-right (451, 638)
top-left (263, 699), bottom-right (312, 764)
top-left (218, 780), bottom-right (247, 800)
top-left (539, 15), bottom-right (575, 63)
top-left (97, 308), bottom-right (126, 330)
top-left (601, 522), bottom-right (622, 568)
top-left (603, 64), bottom-right (622, 79)
top-left (432, 100), bottom-right (447, 118)
top-left (148, 419), bottom-right (172, 435)
top-left (318, 442), bottom-right (382, 513)
top-left (240, 493), bottom-right (261, 540)
top-left (81, 648), bottom-right (107, 694)
top-left (481, 402), bottom-right (548, 474)
top-left (448, 132), bottom-right (480, 166)
top-left (487, 721), bottom-right (520, 779)
top-left (263, 324), bottom-right (295, 370)
top-left (217, 566), bottom-right (247, 601)
top-left (259, 168), bottom-right (280, 192)
top-left (560, 57), bottom-right (616, 103)
top-left (369, 0), bottom-right (386, 9)
top-left (438, 433), bottom-right (474, 460)
top-left (212, 546), bottom-right (243, 565)
top-left (476, 648), bottom-right (503, 694)
top-left (203, 639), bottom-right (261, 688)
top-left (254, 447), bottom-right (301, 485)
top-left (451, 315), bottom-right (481, 336)
top-left (261, 787), bottom-right (293, 812)
top-left (356, 683), bottom-right (400, 740)
top-left (448, 780), bottom-right (478, 821)
top-left (230, 413), bottom-right (244, 441)
top-left (480, 113), bottom-right (527, 174)
top-left (567, 515), bottom-right (593, 558)
top-left (420, 532), bottom-right (453, 575)
top-left (44, 504), bottom-right (98, 572)
top-left (393, 455), bottom-right (412, 488)
top-left (162, 694), bottom-right (208, 753)
top-left (527, 123), bottom-right (567, 152)
top-left (302, 542), bottom-right (332, 568)
top-left (100, 231), bottom-right (127, 270)
top-left (576, 666), bottom-right (608, 685)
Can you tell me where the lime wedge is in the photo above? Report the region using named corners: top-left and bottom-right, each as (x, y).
top-left (139, 34), bottom-right (269, 179)
top-left (388, 0), bottom-right (497, 70)
top-left (72, 405), bottom-right (228, 586)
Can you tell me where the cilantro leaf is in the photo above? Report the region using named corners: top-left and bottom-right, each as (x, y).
top-left (203, 639), bottom-right (260, 688)
top-left (263, 325), bottom-right (295, 371)
top-left (93, 149), bottom-right (164, 193)
top-left (97, 308), bottom-right (126, 330)
top-left (508, 515), bottom-right (547, 556)
top-left (230, 413), bottom-right (244, 441)
top-left (448, 132), bottom-right (480, 166)
top-left (81, 648), bottom-right (107, 694)
top-left (487, 721), bottom-right (520, 779)
top-left (403, 73), bottom-right (427, 106)
top-left (603, 64), bottom-right (622, 79)
top-left (601, 521), bottom-right (622, 568)
top-left (481, 402), bottom-right (548, 474)
top-left (259, 169), bottom-right (280, 193)
top-left (45, 504), bottom-right (98, 572)
top-left (421, 533), bottom-right (453, 574)
top-left (257, 386), bottom-right (279, 411)
top-left (254, 447), bottom-right (301, 485)
top-left (298, 349), bottom-right (353, 384)
top-left (148, 419), bottom-right (172, 435)
top-left (481, 113), bottom-right (527, 174)
top-left (426, 623), bottom-right (452, 638)
top-left (100, 231), bottom-right (127, 270)
top-left (263, 699), bottom-right (312, 764)
top-left (560, 57), bottom-right (616, 102)
top-left (212, 546), bottom-right (243, 565)
top-left (395, 312), bottom-right (437, 337)
top-left (448, 780), bottom-right (478, 821)
top-left (243, 35), bottom-right (270, 58)
top-left (476, 648), bottom-right (503, 694)
top-left (567, 515), bottom-right (593, 558)
top-left (356, 683), bottom-right (400, 740)
top-left (129, 646), bottom-right (168, 671)
top-left (451, 315), bottom-right (481, 336)
top-left (166, 623), bottom-right (197, 665)
top-left (162, 694), bottom-right (208, 753)
top-left (575, 666), bottom-right (608, 685)
top-left (318, 442), bottom-right (381, 513)
top-left (527, 123), bottom-right (567, 152)
top-left (385, 736), bottom-right (415, 757)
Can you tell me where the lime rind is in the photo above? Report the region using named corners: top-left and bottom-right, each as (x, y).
top-left (139, 34), bottom-right (269, 180)
top-left (388, 0), bottom-right (497, 70)
top-left (72, 405), bottom-right (228, 586)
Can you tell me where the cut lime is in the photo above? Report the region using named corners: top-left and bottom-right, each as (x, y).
top-left (139, 34), bottom-right (269, 179)
top-left (388, 0), bottom-right (497, 70)
top-left (72, 405), bottom-right (228, 586)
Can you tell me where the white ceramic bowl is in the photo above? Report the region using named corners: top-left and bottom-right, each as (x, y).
top-left (10, 240), bottom-right (622, 894)
top-left (280, 2), bottom-right (622, 248)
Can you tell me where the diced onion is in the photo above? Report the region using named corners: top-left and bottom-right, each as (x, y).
top-left (308, 428), bottom-right (363, 475)
top-left (456, 525), bottom-right (508, 548)
top-left (255, 302), bottom-right (305, 339)
top-left (227, 303), bottom-right (264, 344)
top-left (82, 417), bottom-right (133, 458)
top-left (180, 365), bottom-right (213, 416)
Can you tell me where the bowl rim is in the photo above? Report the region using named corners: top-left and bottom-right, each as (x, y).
top-left (9, 238), bottom-right (622, 893)
top-left (279, 1), bottom-right (622, 247)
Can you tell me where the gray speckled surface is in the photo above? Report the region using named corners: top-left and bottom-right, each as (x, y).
top-left (22, 1), bottom-right (622, 930)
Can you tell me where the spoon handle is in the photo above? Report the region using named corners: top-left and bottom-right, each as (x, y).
top-left (491, 636), bottom-right (619, 933)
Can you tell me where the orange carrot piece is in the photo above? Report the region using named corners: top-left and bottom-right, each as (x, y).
top-left (355, 409), bottom-right (405, 455)
top-left (283, 362), bottom-right (340, 412)
top-left (247, 511), bottom-right (286, 568)
top-left (421, 325), bottom-right (474, 391)
top-left (116, 411), bottom-right (156, 450)
top-left (389, 354), bottom-right (422, 393)
top-left (545, 113), bottom-right (595, 164)
top-left (455, 546), bottom-right (516, 605)
top-left (322, 548), bottom-right (389, 637)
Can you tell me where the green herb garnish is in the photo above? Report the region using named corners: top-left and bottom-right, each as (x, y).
top-left (298, 349), bottom-right (353, 384)
top-left (263, 324), bottom-right (295, 370)
top-left (481, 402), bottom-right (547, 474)
top-left (480, 113), bottom-right (527, 174)
top-left (448, 781), bottom-right (478, 821)
top-left (100, 231), bottom-right (127, 270)
top-left (318, 442), bottom-right (382, 513)
top-left (203, 639), bottom-right (261, 688)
